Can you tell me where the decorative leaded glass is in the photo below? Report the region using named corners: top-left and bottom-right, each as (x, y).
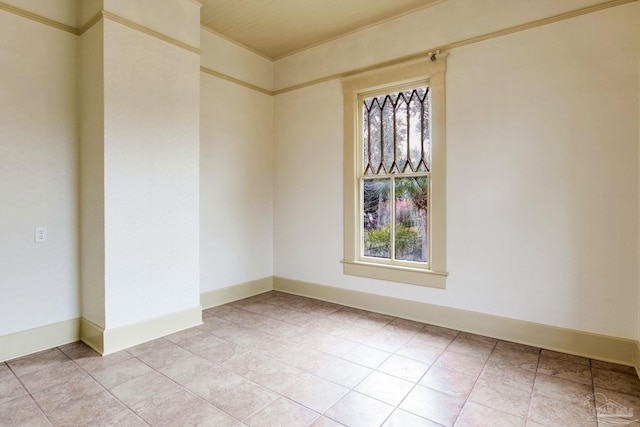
top-left (362, 87), bottom-right (430, 176)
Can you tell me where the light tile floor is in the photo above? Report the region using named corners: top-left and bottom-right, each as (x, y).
top-left (2, 291), bottom-right (640, 426)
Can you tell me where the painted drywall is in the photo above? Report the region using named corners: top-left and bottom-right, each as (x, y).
top-left (274, 80), bottom-right (344, 283)
top-left (274, 3), bottom-right (640, 339)
top-left (274, 0), bottom-right (614, 91)
top-left (201, 28), bottom-right (274, 92)
top-left (78, 19), bottom-right (106, 328)
top-left (1, 0), bottom-right (78, 27)
top-left (443, 5), bottom-right (638, 339)
top-left (200, 74), bottom-right (274, 292)
top-left (103, 0), bottom-right (201, 48)
top-left (101, 17), bottom-right (201, 330)
top-left (77, 0), bottom-right (103, 29)
top-left (0, 9), bottom-right (79, 335)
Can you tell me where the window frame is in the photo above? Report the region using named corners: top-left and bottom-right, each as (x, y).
top-left (342, 54), bottom-right (448, 288)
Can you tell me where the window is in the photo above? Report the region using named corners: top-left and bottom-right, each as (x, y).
top-left (342, 54), bottom-right (448, 288)
top-left (362, 87), bottom-right (430, 265)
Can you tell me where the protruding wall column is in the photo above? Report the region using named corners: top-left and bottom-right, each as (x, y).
top-left (79, 0), bottom-right (202, 354)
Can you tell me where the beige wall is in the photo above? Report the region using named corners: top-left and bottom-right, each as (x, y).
top-left (443, 6), bottom-right (638, 338)
top-left (200, 74), bottom-right (274, 291)
top-left (199, 28), bottom-right (275, 293)
top-left (100, 11), bottom-right (201, 330)
top-left (1, 0), bottom-right (78, 27)
top-left (201, 29), bottom-right (273, 92)
top-left (0, 7), bottom-right (79, 335)
top-left (77, 0), bottom-right (103, 28)
top-left (78, 19), bottom-right (106, 327)
top-left (104, 0), bottom-right (200, 48)
top-left (273, 2), bottom-right (640, 339)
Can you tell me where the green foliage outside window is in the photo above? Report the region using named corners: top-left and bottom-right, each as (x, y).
top-left (363, 223), bottom-right (421, 259)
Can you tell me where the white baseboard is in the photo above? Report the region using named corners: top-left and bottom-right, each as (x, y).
top-left (80, 306), bottom-right (203, 355)
top-left (4, 276), bottom-right (637, 375)
top-left (274, 276), bottom-right (638, 368)
top-left (79, 317), bottom-right (105, 355)
top-left (200, 276), bottom-right (273, 309)
top-left (0, 318), bottom-right (80, 363)
top-left (1, 275), bottom-right (272, 360)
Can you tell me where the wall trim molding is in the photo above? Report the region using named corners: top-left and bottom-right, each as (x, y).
top-left (200, 66), bottom-right (273, 96)
top-left (82, 306), bottom-right (203, 356)
top-left (101, 11), bottom-right (201, 55)
top-left (78, 11), bottom-right (102, 36)
top-left (103, 306), bottom-right (203, 355)
top-left (273, 276), bottom-right (639, 368)
top-left (201, 277), bottom-right (274, 309)
top-left (0, 318), bottom-right (80, 363)
top-left (0, 3), bottom-right (201, 55)
top-left (1, 0), bottom-right (635, 95)
top-left (272, 0), bottom-right (638, 95)
top-left (207, 0), bottom-right (637, 95)
top-left (0, 1), bottom-right (77, 34)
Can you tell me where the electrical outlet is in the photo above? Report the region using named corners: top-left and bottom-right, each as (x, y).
top-left (35, 227), bottom-right (47, 243)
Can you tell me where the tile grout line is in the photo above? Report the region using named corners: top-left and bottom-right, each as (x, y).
top-left (238, 293), bottom-right (399, 425)
top-left (588, 358), bottom-right (597, 425)
top-left (63, 347), bottom-right (152, 426)
top-left (206, 296), bottom-right (342, 424)
top-left (523, 347), bottom-right (543, 426)
top-left (160, 328), bottom-right (288, 425)
top-left (235, 294), bottom-right (351, 425)
top-left (5, 352), bottom-right (66, 427)
top-left (449, 337), bottom-right (499, 427)
top-left (63, 335), bottom-right (244, 426)
top-left (320, 311), bottom-right (422, 425)
top-left (382, 329), bottom-right (461, 426)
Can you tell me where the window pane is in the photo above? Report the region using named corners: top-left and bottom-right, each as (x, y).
top-left (408, 91), bottom-right (423, 170)
top-left (395, 95), bottom-right (409, 172)
top-left (423, 89), bottom-right (431, 171)
top-left (363, 88), bottom-right (429, 176)
top-left (363, 178), bottom-right (390, 259)
top-left (363, 105), bottom-right (370, 174)
top-left (381, 96), bottom-right (394, 173)
top-left (369, 99), bottom-right (382, 174)
top-left (395, 177), bottom-right (428, 262)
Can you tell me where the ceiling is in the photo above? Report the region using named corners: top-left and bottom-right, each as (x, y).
top-left (200, 0), bottom-right (444, 59)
